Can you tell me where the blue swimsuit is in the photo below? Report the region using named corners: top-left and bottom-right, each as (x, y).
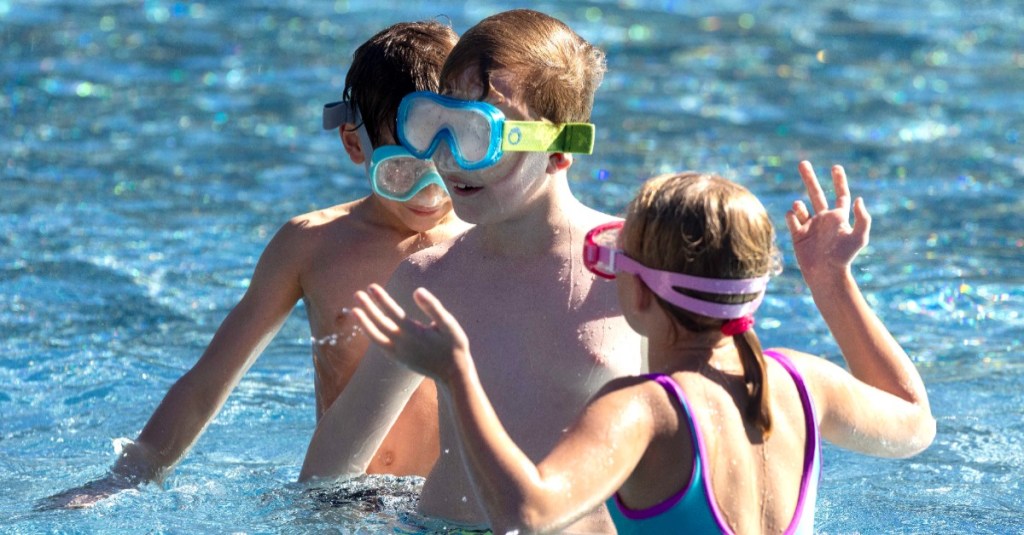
top-left (607, 350), bottom-right (821, 534)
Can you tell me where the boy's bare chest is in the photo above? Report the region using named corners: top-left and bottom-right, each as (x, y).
top-left (302, 236), bottom-right (416, 333)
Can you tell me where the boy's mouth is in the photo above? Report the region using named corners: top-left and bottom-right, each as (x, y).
top-left (405, 204), bottom-right (443, 216)
top-left (448, 180), bottom-right (483, 196)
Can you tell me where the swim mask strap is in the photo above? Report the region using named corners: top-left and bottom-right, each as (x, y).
top-left (721, 315), bottom-right (755, 336)
top-left (322, 100), bottom-right (357, 130)
top-left (501, 121), bottom-right (595, 154)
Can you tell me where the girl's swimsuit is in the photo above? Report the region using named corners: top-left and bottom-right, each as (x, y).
top-left (607, 350), bottom-right (821, 534)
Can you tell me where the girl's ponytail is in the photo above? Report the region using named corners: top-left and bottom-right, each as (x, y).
top-left (730, 323), bottom-right (772, 439)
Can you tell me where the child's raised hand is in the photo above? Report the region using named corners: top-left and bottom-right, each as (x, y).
top-left (352, 284), bottom-right (471, 383)
top-left (785, 161), bottom-right (872, 282)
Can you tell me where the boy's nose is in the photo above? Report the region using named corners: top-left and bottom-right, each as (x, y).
top-left (431, 138), bottom-right (459, 174)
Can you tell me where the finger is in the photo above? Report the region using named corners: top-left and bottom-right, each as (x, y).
top-left (791, 199), bottom-right (810, 223)
top-left (798, 160), bottom-right (829, 214)
top-left (351, 306), bottom-right (393, 347)
top-left (831, 164), bottom-right (851, 213)
top-left (367, 283), bottom-right (407, 322)
top-left (852, 196), bottom-right (872, 245)
top-left (784, 209), bottom-right (802, 237)
top-left (355, 289), bottom-right (400, 334)
top-left (413, 288), bottom-right (464, 338)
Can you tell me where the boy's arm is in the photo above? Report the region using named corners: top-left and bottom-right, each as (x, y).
top-left (782, 161), bottom-right (935, 457)
top-left (353, 286), bottom-right (653, 534)
top-left (298, 266), bottom-right (426, 482)
top-left (41, 221), bottom-right (306, 509)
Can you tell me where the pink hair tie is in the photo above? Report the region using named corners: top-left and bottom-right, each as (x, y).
top-left (721, 315), bottom-right (754, 336)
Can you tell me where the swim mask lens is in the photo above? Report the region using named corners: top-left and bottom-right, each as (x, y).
top-left (369, 145), bottom-right (448, 202)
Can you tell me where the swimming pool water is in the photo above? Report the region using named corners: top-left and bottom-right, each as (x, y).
top-left (2, 1), bottom-right (1022, 533)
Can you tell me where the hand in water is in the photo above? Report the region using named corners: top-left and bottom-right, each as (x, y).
top-left (785, 161), bottom-right (872, 283)
top-left (352, 284), bottom-right (471, 383)
top-left (36, 473), bottom-right (139, 511)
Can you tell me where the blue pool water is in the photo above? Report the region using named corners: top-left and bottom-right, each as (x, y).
top-left (2, 0), bottom-right (1022, 532)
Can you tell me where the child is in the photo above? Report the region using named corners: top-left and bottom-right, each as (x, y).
top-left (353, 162), bottom-right (936, 534)
top-left (299, 9), bottom-right (641, 533)
top-left (44, 20), bottom-right (470, 509)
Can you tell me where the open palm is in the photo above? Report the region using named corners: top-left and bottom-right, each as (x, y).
top-left (785, 161), bottom-right (872, 283)
top-left (352, 284), bottom-right (470, 383)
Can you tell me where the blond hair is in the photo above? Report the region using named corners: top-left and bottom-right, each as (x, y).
top-left (623, 172), bottom-right (781, 438)
top-left (440, 9), bottom-right (605, 123)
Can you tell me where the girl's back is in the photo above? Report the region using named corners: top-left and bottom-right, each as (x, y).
top-left (617, 349), bottom-right (818, 534)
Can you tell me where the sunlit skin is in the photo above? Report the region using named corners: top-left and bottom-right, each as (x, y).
top-left (41, 121), bottom-right (471, 510)
top-left (300, 67), bottom-right (643, 534)
top-left (350, 162), bottom-right (935, 534)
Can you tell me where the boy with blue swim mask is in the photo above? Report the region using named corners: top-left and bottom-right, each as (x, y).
top-left (45, 20), bottom-right (469, 510)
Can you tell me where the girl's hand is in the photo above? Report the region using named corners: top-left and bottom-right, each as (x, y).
top-left (785, 161), bottom-right (872, 283)
top-left (352, 284), bottom-right (471, 383)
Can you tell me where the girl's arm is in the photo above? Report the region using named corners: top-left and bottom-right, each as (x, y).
top-left (353, 285), bottom-right (655, 534)
top-left (782, 161), bottom-right (935, 457)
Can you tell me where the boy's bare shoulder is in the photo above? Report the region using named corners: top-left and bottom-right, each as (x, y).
top-left (284, 199), bottom-right (361, 233)
top-left (276, 198), bottom-right (393, 248)
top-left (387, 232), bottom-right (469, 292)
top-left (405, 233), bottom-right (465, 270)
top-left (567, 201), bottom-right (623, 231)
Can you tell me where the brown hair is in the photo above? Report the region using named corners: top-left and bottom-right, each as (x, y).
top-left (622, 172), bottom-right (781, 438)
top-left (343, 20), bottom-right (457, 146)
top-left (439, 9), bottom-right (606, 123)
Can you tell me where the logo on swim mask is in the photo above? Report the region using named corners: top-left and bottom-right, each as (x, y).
top-left (506, 127), bottom-right (523, 146)
top-left (396, 91), bottom-right (596, 171)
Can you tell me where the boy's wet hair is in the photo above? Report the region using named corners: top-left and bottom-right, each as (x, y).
top-left (440, 9), bottom-right (606, 123)
top-left (623, 172), bottom-right (782, 440)
top-left (343, 20), bottom-right (458, 147)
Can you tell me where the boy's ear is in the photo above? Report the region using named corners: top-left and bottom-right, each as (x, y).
top-left (546, 152), bottom-right (573, 174)
top-left (340, 125), bottom-right (366, 164)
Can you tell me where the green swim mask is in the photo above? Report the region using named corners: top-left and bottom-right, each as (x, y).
top-left (396, 91), bottom-right (595, 170)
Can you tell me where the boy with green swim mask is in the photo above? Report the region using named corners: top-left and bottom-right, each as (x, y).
top-left (301, 10), bottom-right (641, 534)
top-left (43, 20), bottom-right (470, 510)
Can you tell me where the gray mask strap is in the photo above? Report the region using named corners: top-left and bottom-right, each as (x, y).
top-left (322, 100), bottom-right (358, 130)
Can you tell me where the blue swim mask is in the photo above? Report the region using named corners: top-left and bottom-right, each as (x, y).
top-left (323, 100), bottom-right (448, 202)
top-left (396, 91), bottom-right (596, 170)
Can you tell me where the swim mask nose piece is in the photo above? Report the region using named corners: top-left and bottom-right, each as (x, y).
top-left (407, 183), bottom-right (447, 211)
top-left (430, 138), bottom-right (461, 174)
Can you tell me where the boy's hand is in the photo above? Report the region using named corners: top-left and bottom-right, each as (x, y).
top-left (785, 161), bottom-right (872, 284)
top-left (35, 474), bottom-right (136, 510)
top-left (352, 284), bottom-right (471, 384)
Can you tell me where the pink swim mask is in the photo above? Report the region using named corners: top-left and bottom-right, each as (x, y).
top-left (583, 221), bottom-right (769, 320)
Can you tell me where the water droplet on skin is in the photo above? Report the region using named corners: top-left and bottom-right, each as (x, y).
top-left (461, 496), bottom-right (468, 503)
